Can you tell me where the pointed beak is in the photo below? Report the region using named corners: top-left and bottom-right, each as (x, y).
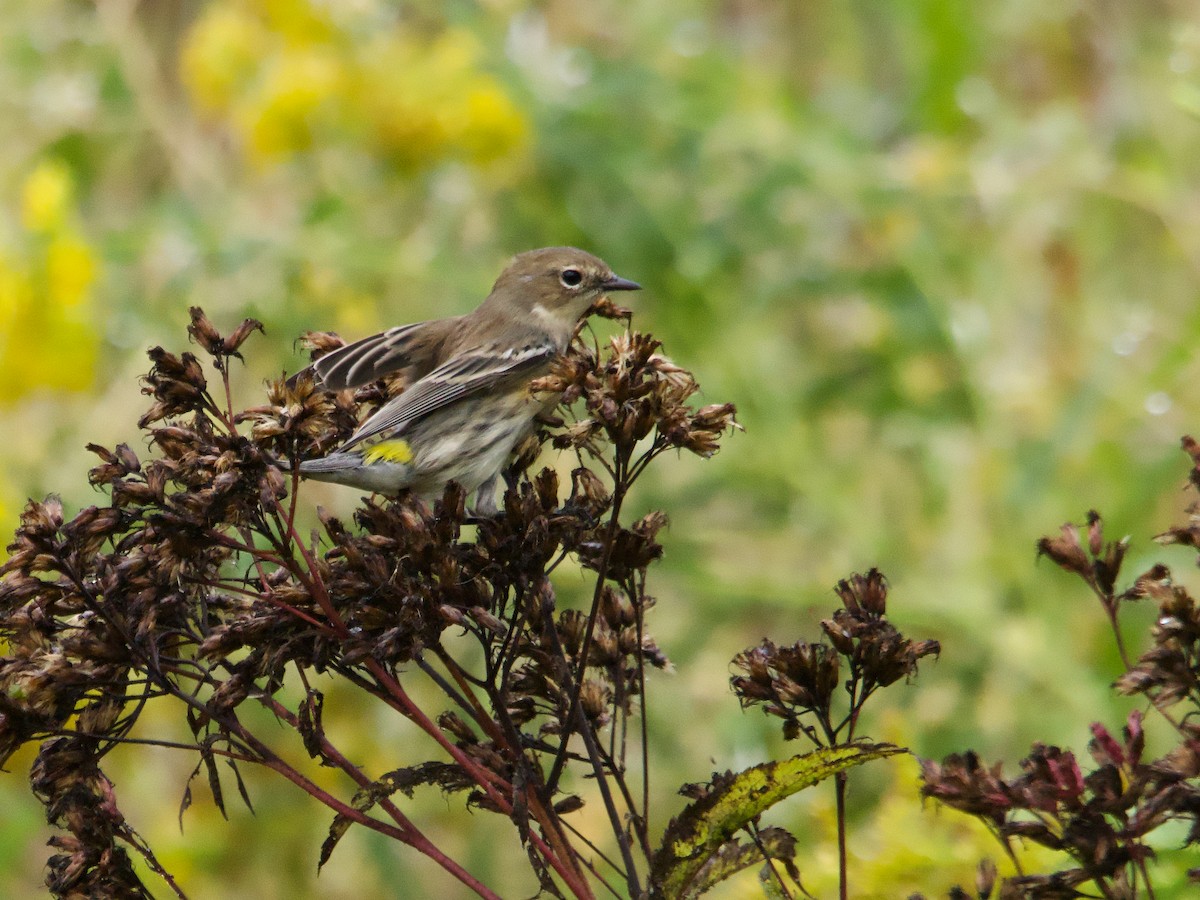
top-left (602, 275), bottom-right (641, 292)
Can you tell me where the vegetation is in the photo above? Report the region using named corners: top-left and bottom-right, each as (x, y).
top-left (3, 0), bottom-right (1200, 896)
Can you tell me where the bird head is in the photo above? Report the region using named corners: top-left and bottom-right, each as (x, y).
top-left (485, 247), bottom-right (641, 336)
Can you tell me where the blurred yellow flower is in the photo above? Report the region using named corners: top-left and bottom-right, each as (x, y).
top-left (179, 6), bottom-right (267, 114)
top-left (0, 163), bottom-right (101, 403)
top-left (179, 1), bottom-right (527, 170)
top-left (358, 31), bottom-right (527, 170)
top-left (460, 84), bottom-right (527, 163)
top-left (0, 254), bottom-right (26, 326)
top-left (238, 47), bottom-right (346, 159)
top-left (21, 159), bottom-right (73, 232)
top-left (261, 0), bottom-right (337, 45)
top-left (45, 234), bottom-right (97, 310)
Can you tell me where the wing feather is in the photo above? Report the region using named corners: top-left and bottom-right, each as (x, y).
top-left (291, 317), bottom-right (462, 391)
top-left (340, 341), bottom-right (557, 450)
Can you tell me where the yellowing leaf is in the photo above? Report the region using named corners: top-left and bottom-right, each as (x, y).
top-left (650, 742), bottom-right (904, 899)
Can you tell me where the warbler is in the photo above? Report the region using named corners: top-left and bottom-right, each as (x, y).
top-left (288, 247), bottom-right (640, 513)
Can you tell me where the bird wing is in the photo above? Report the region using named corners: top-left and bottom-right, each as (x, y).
top-left (291, 317), bottom-right (464, 391)
top-left (340, 339), bottom-right (559, 451)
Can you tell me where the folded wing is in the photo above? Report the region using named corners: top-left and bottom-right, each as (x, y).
top-left (340, 340), bottom-right (558, 451)
top-left (292, 317), bottom-right (463, 391)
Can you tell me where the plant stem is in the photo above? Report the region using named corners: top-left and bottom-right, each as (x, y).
top-left (364, 659), bottom-right (594, 897)
top-left (275, 510), bottom-right (593, 897)
top-left (547, 450), bottom-right (630, 793)
top-left (835, 772), bottom-right (848, 900)
top-left (536, 598), bottom-right (641, 895)
top-left (571, 700), bottom-right (643, 897)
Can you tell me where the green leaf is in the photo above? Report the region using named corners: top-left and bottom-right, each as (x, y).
top-left (689, 827), bottom-right (797, 898)
top-left (650, 742), bottom-right (904, 898)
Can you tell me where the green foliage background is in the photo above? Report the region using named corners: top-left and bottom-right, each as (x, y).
top-left (2, 0), bottom-right (1199, 896)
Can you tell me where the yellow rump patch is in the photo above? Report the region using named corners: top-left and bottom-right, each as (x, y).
top-left (363, 439), bottom-right (414, 465)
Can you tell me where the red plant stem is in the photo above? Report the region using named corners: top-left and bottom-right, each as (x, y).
top-left (289, 552), bottom-right (589, 898)
top-left (148, 673), bottom-right (456, 887)
top-left (239, 524), bottom-right (280, 594)
top-left (430, 651), bottom-right (592, 894)
top-left (206, 530), bottom-right (287, 563)
top-left (433, 649), bottom-right (507, 744)
top-left (274, 493), bottom-right (592, 895)
top-left (256, 692), bottom-right (415, 829)
top-left (129, 645), bottom-right (502, 899)
top-left (239, 728), bottom-right (502, 900)
top-left (281, 513), bottom-right (510, 795)
top-left (282, 515), bottom-right (352, 634)
top-left (219, 365), bottom-right (237, 429)
top-left (364, 657), bottom-right (593, 898)
top-left (217, 686), bottom-right (505, 898)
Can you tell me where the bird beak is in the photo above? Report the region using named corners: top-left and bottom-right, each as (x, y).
top-left (601, 275), bottom-right (641, 292)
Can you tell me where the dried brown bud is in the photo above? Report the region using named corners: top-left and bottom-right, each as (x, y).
top-left (600, 586), bottom-right (636, 628)
top-left (588, 296), bottom-right (633, 321)
top-left (569, 468), bottom-right (610, 514)
top-left (1037, 523), bottom-right (1089, 576)
top-left (553, 795), bottom-right (584, 815)
top-left (225, 317), bottom-right (265, 354)
top-left (834, 568), bottom-right (889, 616)
top-left (579, 680), bottom-right (611, 724)
top-left (684, 403), bottom-right (740, 457)
top-left (298, 330), bottom-right (347, 362)
top-left (469, 607), bottom-right (506, 636)
top-left (187, 307), bottom-right (222, 354)
top-left (553, 419), bottom-right (602, 450)
top-left (438, 712), bottom-right (477, 745)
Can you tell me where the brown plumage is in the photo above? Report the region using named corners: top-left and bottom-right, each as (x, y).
top-left (289, 247), bottom-right (640, 512)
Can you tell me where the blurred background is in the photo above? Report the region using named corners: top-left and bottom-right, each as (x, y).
top-left (3, 0), bottom-right (1200, 896)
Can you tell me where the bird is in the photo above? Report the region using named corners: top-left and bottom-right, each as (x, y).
top-left (286, 247), bottom-right (640, 514)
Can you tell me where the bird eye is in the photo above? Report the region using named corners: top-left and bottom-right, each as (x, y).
top-left (560, 268), bottom-right (583, 288)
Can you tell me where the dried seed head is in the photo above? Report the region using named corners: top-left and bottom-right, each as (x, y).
top-left (579, 680), bottom-right (611, 725)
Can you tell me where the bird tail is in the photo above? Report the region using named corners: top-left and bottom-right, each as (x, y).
top-left (296, 452), bottom-right (364, 476)
top-left (293, 451), bottom-right (414, 493)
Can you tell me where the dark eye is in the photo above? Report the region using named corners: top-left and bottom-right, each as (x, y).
top-left (560, 268), bottom-right (583, 288)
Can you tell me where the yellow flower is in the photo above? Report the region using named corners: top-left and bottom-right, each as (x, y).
top-left (425, 29), bottom-right (480, 76)
top-left (21, 160), bottom-right (73, 233)
top-left (0, 251), bottom-right (98, 399)
top-left (460, 83), bottom-right (527, 163)
top-left (0, 163), bottom-right (101, 403)
top-left (0, 254), bottom-right (30, 337)
top-left (261, 0), bottom-right (338, 45)
top-left (355, 37), bottom-right (450, 167)
top-left (237, 47), bottom-right (346, 160)
top-left (178, 2), bottom-right (527, 170)
top-left (357, 29), bottom-right (527, 170)
top-left (45, 234), bottom-right (97, 311)
top-left (179, 6), bottom-right (268, 114)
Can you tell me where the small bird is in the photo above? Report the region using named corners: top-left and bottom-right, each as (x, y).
top-left (288, 247), bottom-right (640, 513)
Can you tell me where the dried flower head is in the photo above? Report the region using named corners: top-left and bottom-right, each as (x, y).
top-left (0, 308), bottom-right (738, 899)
